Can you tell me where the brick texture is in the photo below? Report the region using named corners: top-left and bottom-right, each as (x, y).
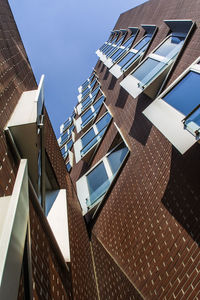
top-left (70, 0), bottom-right (200, 299)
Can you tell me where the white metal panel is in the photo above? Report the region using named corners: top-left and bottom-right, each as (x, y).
top-left (120, 75), bottom-right (143, 98)
top-left (74, 139), bottom-right (82, 163)
top-left (109, 64), bottom-right (123, 79)
top-left (0, 159), bottom-right (29, 300)
top-left (76, 177), bottom-right (88, 214)
top-left (104, 58), bottom-right (114, 68)
top-left (47, 189), bottom-right (70, 262)
top-left (143, 99), bottom-right (197, 154)
top-left (76, 116), bottom-right (82, 133)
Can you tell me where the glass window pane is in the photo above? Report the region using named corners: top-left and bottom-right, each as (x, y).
top-left (81, 128), bottom-right (96, 148)
top-left (87, 162), bottom-right (108, 195)
top-left (121, 52), bottom-right (141, 71)
top-left (122, 36), bottom-right (134, 48)
top-left (82, 95), bottom-right (91, 107)
top-left (107, 143), bottom-right (129, 175)
top-left (118, 52), bottom-right (135, 67)
top-left (96, 113), bottom-right (111, 132)
top-left (67, 139), bottom-right (73, 150)
top-left (82, 108), bottom-right (92, 123)
top-left (132, 58), bottom-right (166, 87)
top-left (163, 71), bottom-right (200, 115)
top-left (154, 36), bottom-right (184, 58)
top-left (93, 96), bottom-right (104, 110)
top-left (134, 35), bottom-right (151, 51)
top-left (111, 48), bottom-right (124, 60)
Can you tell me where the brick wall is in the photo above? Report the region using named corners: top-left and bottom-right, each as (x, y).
top-left (70, 0), bottom-right (200, 298)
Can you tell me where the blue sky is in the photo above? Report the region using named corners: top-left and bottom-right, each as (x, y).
top-left (8, 0), bottom-right (147, 137)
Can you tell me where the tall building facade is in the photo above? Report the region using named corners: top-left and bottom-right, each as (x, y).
top-left (58, 0), bottom-right (200, 299)
top-left (1, 0), bottom-right (200, 299)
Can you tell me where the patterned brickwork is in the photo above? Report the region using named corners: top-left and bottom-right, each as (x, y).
top-left (92, 235), bottom-right (144, 300)
top-left (66, 174), bottom-right (98, 299)
top-left (29, 200), bottom-right (72, 300)
top-left (70, 0), bottom-right (200, 299)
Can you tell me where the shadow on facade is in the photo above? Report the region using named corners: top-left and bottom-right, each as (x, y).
top-left (103, 68), bottom-right (110, 80)
top-left (128, 94), bottom-right (152, 145)
top-left (108, 75), bottom-right (117, 90)
top-left (115, 87), bottom-right (129, 108)
top-left (161, 144), bottom-right (200, 246)
top-left (100, 63), bottom-right (105, 73)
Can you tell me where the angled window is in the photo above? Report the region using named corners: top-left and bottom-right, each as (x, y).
top-left (99, 30), bottom-right (127, 63)
top-left (60, 138), bottom-right (73, 159)
top-left (74, 111), bottom-right (112, 163)
top-left (75, 95), bottom-right (105, 133)
top-left (58, 124), bottom-right (75, 147)
top-left (76, 85), bottom-right (101, 115)
top-left (78, 72), bottom-right (96, 93)
top-left (78, 78), bottom-right (99, 102)
top-left (66, 161), bottom-right (72, 172)
top-left (96, 31), bottom-right (120, 57)
top-left (110, 25), bottom-right (157, 77)
top-left (104, 27), bottom-right (139, 69)
top-left (76, 139), bottom-right (129, 222)
top-left (143, 57), bottom-right (200, 154)
top-left (120, 20), bottom-right (194, 99)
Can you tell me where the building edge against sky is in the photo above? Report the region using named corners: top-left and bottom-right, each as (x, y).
top-left (0, 0), bottom-right (200, 300)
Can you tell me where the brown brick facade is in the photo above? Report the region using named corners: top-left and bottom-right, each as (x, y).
top-left (70, 0), bottom-right (200, 298)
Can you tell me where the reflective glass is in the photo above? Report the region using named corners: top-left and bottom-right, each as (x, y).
top-left (122, 36), bottom-right (134, 48)
top-left (163, 71), bottom-right (200, 115)
top-left (111, 48), bottom-right (125, 61)
top-left (81, 128), bottom-right (96, 148)
top-left (67, 139), bottom-right (73, 150)
top-left (118, 52), bottom-right (135, 67)
top-left (82, 95), bottom-right (91, 108)
top-left (66, 162), bottom-right (71, 172)
top-left (132, 58), bottom-right (164, 86)
top-left (134, 35), bottom-right (151, 51)
top-left (184, 107), bottom-right (200, 136)
top-left (87, 162), bottom-right (108, 195)
top-left (93, 96), bottom-right (104, 110)
top-left (81, 108), bottom-right (92, 123)
top-left (121, 52), bottom-right (141, 71)
top-left (154, 36), bottom-right (184, 57)
top-left (107, 143), bottom-right (129, 175)
top-left (96, 113), bottom-right (111, 132)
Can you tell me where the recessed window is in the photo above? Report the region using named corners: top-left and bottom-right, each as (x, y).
top-left (120, 20), bottom-right (194, 99)
top-left (143, 58), bottom-right (200, 154)
top-left (81, 86), bottom-right (101, 112)
top-left (76, 141), bottom-right (129, 219)
top-left (60, 139), bottom-right (73, 159)
top-left (109, 25), bottom-right (157, 79)
top-left (75, 95), bottom-right (105, 133)
top-left (79, 79), bottom-right (98, 101)
top-left (58, 124), bottom-right (75, 147)
top-left (66, 161), bottom-right (72, 172)
top-left (74, 111), bottom-right (112, 163)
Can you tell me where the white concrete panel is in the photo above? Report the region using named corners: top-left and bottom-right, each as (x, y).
top-left (109, 64), bottom-right (123, 79)
top-left (100, 54), bottom-right (108, 62)
top-left (77, 94), bottom-right (82, 102)
top-left (74, 139), bottom-right (82, 163)
top-left (76, 177), bottom-right (88, 214)
top-left (76, 117), bottom-right (82, 133)
top-left (0, 159), bottom-right (29, 300)
top-left (47, 190), bottom-right (70, 262)
top-left (104, 58), bottom-right (114, 68)
top-left (143, 99), bottom-right (197, 154)
top-left (120, 75), bottom-right (143, 99)
top-left (77, 103), bottom-right (82, 115)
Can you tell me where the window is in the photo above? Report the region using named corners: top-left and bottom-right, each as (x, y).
top-left (78, 73), bottom-right (96, 93)
top-left (143, 57), bottom-right (200, 154)
top-left (75, 95), bottom-right (105, 133)
top-left (76, 141), bottom-right (129, 217)
top-left (66, 161), bottom-right (72, 172)
top-left (120, 20), bottom-right (194, 99)
top-left (58, 124), bottom-right (75, 147)
top-left (104, 27), bottom-right (139, 69)
top-left (79, 79), bottom-right (98, 102)
top-left (60, 139), bottom-right (73, 159)
top-left (74, 111), bottom-right (111, 163)
top-left (80, 112), bottom-right (112, 158)
top-left (80, 86), bottom-right (101, 113)
top-left (109, 25), bottom-right (157, 79)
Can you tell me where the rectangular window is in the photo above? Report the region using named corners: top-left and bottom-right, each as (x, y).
top-left (80, 112), bottom-right (112, 158)
top-left (81, 95), bottom-right (105, 129)
top-left (120, 20), bottom-right (194, 99)
top-left (143, 57), bottom-right (200, 154)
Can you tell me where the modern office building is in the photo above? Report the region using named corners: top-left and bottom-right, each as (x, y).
top-left (58, 0), bottom-right (200, 299)
top-left (1, 0), bottom-right (200, 299)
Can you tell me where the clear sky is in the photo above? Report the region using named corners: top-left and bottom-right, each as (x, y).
top-left (8, 0), bottom-right (147, 137)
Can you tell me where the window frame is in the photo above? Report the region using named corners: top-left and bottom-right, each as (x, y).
top-left (143, 56), bottom-right (200, 154)
top-left (120, 20), bottom-right (194, 99)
